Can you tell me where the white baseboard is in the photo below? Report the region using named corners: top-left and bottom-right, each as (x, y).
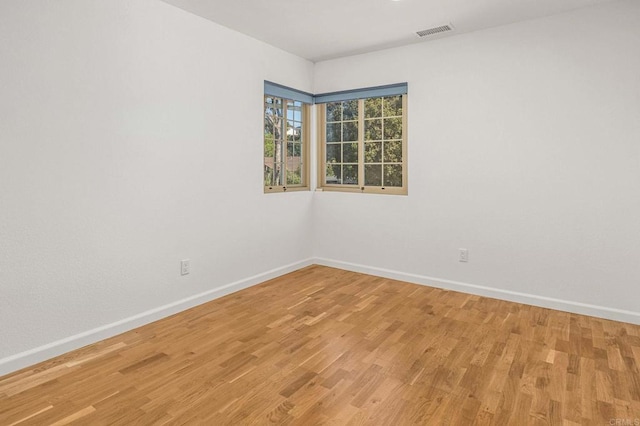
top-left (4, 256), bottom-right (639, 377)
top-left (314, 257), bottom-right (640, 326)
top-left (0, 258), bottom-right (314, 377)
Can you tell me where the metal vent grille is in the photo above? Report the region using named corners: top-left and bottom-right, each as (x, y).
top-left (416, 24), bottom-right (453, 38)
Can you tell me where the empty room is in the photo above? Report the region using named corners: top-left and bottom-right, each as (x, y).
top-left (1, 0), bottom-right (639, 424)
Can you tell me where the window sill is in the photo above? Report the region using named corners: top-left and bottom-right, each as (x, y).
top-left (317, 186), bottom-right (407, 195)
top-left (264, 186), bottom-right (310, 194)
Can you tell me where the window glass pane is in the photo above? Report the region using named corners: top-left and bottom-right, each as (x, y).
top-left (343, 142), bottom-right (358, 163)
top-left (383, 140), bottom-right (402, 163)
top-left (286, 159), bottom-right (302, 185)
top-left (343, 100), bottom-right (358, 120)
top-left (272, 140), bottom-right (284, 163)
top-left (326, 123), bottom-right (341, 142)
top-left (326, 102), bottom-right (342, 122)
top-left (272, 163), bottom-right (284, 186)
top-left (364, 97), bottom-right (382, 119)
top-left (264, 155), bottom-right (274, 186)
top-left (264, 138), bottom-right (275, 157)
top-left (364, 164), bottom-right (382, 186)
top-left (343, 165), bottom-right (358, 185)
top-left (287, 142), bottom-right (298, 156)
top-left (383, 117), bottom-right (402, 140)
top-left (266, 103), bottom-right (284, 140)
top-left (364, 142), bottom-right (382, 163)
top-left (343, 121), bottom-right (358, 142)
top-left (326, 144), bottom-right (341, 163)
top-left (264, 119), bottom-right (274, 137)
top-left (384, 164), bottom-right (402, 187)
top-left (293, 123), bottom-right (301, 141)
top-left (264, 166), bottom-right (273, 186)
top-left (286, 120), bottom-right (295, 141)
top-left (383, 96), bottom-right (402, 117)
top-left (364, 119), bottom-right (382, 141)
top-left (287, 137), bottom-right (303, 186)
top-left (326, 163), bottom-right (341, 184)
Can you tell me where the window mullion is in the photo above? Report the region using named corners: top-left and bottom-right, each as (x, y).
top-left (402, 94), bottom-right (408, 190)
top-left (317, 104), bottom-right (325, 188)
top-left (301, 104), bottom-right (306, 187)
top-left (358, 98), bottom-right (364, 190)
top-left (277, 99), bottom-right (284, 188)
top-left (282, 100), bottom-right (287, 190)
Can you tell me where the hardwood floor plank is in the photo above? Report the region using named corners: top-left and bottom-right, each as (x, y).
top-left (1, 265), bottom-right (640, 425)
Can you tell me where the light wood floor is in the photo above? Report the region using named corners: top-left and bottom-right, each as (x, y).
top-left (1, 265), bottom-right (640, 425)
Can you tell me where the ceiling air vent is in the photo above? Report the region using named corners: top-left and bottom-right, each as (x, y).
top-left (416, 24), bottom-right (454, 38)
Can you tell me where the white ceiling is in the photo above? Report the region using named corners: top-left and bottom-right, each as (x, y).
top-left (160, 0), bottom-right (612, 62)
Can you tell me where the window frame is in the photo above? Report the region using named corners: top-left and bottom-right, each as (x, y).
top-left (263, 95), bottom-right (311, 194)
top-left (317, 94), bottom-right (408, 195)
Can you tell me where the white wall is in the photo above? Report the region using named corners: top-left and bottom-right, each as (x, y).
top-left (0, 0), bottom-right (314, 372)
top-left (2, 0), bottom-right (639, 377)
top-left (313, 0), bottom-right (640, 320)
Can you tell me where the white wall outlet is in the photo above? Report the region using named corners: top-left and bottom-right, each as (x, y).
top-left (181, 259), bottom-right (191, 275)
top-left (459, 249), bottom-right (468, 262)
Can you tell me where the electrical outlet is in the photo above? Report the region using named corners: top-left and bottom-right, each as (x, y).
top-left (181, 259), bottom-right (191, 275)
top-left (459, 249), bottom-right (468, 263)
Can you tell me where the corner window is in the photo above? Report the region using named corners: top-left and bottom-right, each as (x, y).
top-left (264, 82), bottom-right (311, 193)
top-left (317, 84), bottom-right (407, 195)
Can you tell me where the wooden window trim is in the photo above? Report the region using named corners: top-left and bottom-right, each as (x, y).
top-left (317, 95), bottom-right (408, 195)
top-left (264, 98), bottom-right (311, 194)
